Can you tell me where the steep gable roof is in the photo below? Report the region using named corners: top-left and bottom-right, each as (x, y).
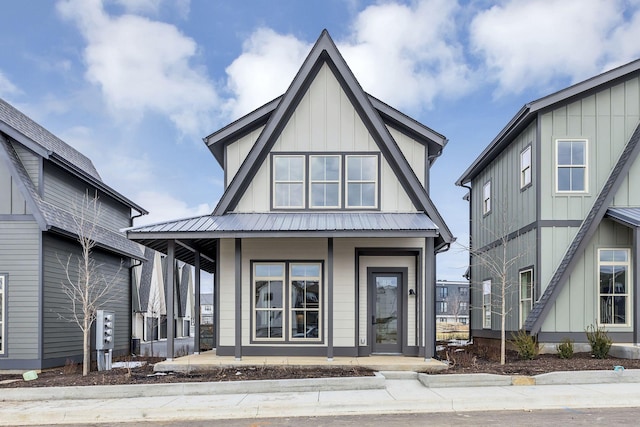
top-left (457, 58), bottom-right (640, 186)
top-left (0, 97), bottom-right (147, 214)
top-left (210, 30), bottom-right (453, 246)
top-left (524, 121), bottom-right (640, 333)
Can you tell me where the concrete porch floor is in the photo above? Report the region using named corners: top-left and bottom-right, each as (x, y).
top-left (153, 350), bottom-right (448, 373)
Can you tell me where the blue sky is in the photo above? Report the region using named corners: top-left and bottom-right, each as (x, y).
top-left (2, 0), bottom-right (640, 283)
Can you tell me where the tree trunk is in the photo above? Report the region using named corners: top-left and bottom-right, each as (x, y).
top-left (500, 278), bottom-right (506, 365)
top-left (83, 317), bottom-right (90, 376)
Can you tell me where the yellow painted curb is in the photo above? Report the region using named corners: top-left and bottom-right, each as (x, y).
top-left (512, 375), bottom-right (535, 386)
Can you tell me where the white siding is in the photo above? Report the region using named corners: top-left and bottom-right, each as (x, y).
top-left (225, 127), bottom-right (264, 187)
top-left (218, 239), bottom-right (236, 346)
top-left (389, 127), bottom-right (426, 187)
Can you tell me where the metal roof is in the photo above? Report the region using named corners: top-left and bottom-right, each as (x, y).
top-left (606, 207), bottom-right (640, 227)
top-left (127, 212), bottom-right (439, 237)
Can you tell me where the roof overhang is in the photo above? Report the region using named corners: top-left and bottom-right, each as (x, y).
top-left (606, 207), bottom-right (640, 227)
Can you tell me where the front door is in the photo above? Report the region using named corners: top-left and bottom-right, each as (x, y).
top-left (371, 272), bottom-right (402, 353)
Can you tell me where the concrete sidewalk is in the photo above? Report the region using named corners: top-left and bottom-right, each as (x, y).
top-left (3, 370), bottom-right (640, 425)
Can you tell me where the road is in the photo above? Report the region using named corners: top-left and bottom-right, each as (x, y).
top-left (30, 407), bottom-right (640, 426)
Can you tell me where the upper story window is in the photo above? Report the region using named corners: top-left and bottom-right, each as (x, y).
top-left (519, 269), bottom-right (533, 328)
top-left (482, 181), bottom-right (491, 215)
top-left (556, 139), bottom-right (587, 192)
top-left (310, 155), bottom-right (340, 208)
top-left (346, 155), bottom-right (378, 208)
top-left (272, 153), bottom-right (378, 210)
top-left (273, 155), bottom-right (305, 208)
top-left (482, 279), bottom-right (491, 329)
top-left (520, 145), bottom-right (532, 189)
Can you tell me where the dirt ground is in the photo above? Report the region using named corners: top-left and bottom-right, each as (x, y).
top-left (3, 344), bottom-right (640, 388)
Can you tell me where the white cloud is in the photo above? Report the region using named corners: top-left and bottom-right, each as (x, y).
top-left (113, 0), bottom-right (191, 20)
top-left (0, 70), bottom-right (20, 97)
top-left (57, 0), bottom-right (217, 137)
top-left (133, 190), bottom-right (212, 226)
top-left (223, 0), bottom-right (473, 119)
top-left (470, 0), bottom-right (632, 95)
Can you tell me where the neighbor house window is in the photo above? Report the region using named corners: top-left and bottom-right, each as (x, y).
top-left (519, 269), bottom-right (533, 328)
top-left (460, 302), bottom-right (469, 312)
top-left (310, 155), bottom-right (341, 208)
top-left (0, 275), bottom-right (4, 354)
top-left (346, 155), bottom-right (378, 208)
top-left (253, 262), bottom-right (322, 341)
top-left (459, 286), bottom-right (468, 296)
top-left (520, 145), bottom-right (532, 188)
top-left (438, 287), bottom-right (448, 299)
top-left (557, 139), bottom-right (587, 192)
top-left (598, 249), bottom-right (630, 326)
top-left (482, 181), bottom-right (491, 215)
top-left (437, 301), bottom-right (448, 314)
top-left (483, 280), bottom-right (491, 329)
top-left (273, 155), bottom-right (305, 208)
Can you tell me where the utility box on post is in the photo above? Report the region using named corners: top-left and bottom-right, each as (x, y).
top-left (96, 310), bottom-right (114, 371)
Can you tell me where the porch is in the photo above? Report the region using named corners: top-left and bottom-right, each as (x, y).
top-left (153, 350), bottom-right (449, 373)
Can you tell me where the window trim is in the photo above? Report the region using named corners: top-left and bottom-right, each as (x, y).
top-left (482, 181), bottom-right (491, 215)
top-left (555, 139), bottom-right (588, 193)
top-left (482, 279), bottom-right (491, 329)
top-left (309, 155), bottom-right (342, 209)
top-left (272, 155), bottom-right (306, 209)
top-left (251, 261), bottom-right (323, 343)
top-left (519, 268), bottom-right (534, 329)
top-left (345, 154), bottom-right (379, 209)
top-left (0, 274), bottom-right (4, 355)
top-left (597, 248), bottom-right (631, 327)
top-left (520, 145), bottom-right (532, 190)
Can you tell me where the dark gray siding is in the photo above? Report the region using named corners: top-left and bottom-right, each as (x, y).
top-left (43, 163), bottom-right (132, 231)
top-left (0, 148), bottom-right (28, 215)
top-left (13, 143), bottom-right (40, 194)
top-left (0, 220), bottom-right (40, 363)
top-left (42, 234), bottom-right (130, 362)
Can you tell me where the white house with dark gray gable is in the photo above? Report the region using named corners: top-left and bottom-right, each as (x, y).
top-left (127, 30), bottom-right (454, 359)
top-left (0, 98), bottom-right (146, 371)
top-left (457, 59), bottom-right (640, 351)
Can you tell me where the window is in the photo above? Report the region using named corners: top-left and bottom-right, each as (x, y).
top-left (273, 155), bottom-right (305, 208)
top-left (346, 155), bottom-right (378, 208)
top-left (438, 287), bottom-right (448, 299)
top-left (598, 249), bottom-right (630, 326)
top-left (437, 301), bottom-right (448, 314)
top-left (460, 302), bottom-right (468, 312)
top-left (557, 140), bottom-right (587, 192)
top-left (310, 155), bottom-right (340, 208)
top-left (519, 269), bottom-right (533, 328)
top-left (253, 262), bottom-right (322, 341)
top-left (482, 280), bottom-right (491, 329)
top-left (0, 275), bottom-right (4, 354)
top-left (482, 181), bottom-right (491, 215)
top-left (520, 145), bottom-right (532, 188)
top-left (459, 286), bottom-right (468, 297)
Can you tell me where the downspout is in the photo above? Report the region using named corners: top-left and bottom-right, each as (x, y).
top-left (461, 183), bottom-right (473, 342)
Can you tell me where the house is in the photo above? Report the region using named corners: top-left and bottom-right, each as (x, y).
top-left (456, 59), bottom-right (640, 350)
top-left (200, 293), bottom-right (214, 325)
top-left (127, 30), bottom-right (454, 360)
top-left (132, 247), bottom-right (195, 346)
top-left (0, 98), bottom-right (146, 371)
top-left (435, 280), bottom-right (469, 325)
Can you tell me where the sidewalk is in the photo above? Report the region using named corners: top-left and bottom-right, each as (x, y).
top-left (2, 370), bottom-right (640, 425)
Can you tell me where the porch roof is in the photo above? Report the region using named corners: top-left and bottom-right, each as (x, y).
top-left (606, 207), bottom-right (640, 227)
top-left (127, 212), bottom-right (439, 273)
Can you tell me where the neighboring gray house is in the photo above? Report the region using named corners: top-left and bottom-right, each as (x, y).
top-left (127, 30), bottom-right (454, 360)
top-left (0, 98), bottom-right (146, 371)
top-left (435, 280), bottom-right (469, 325)
top-left (200, 293), bottom-right (213, 325)
top-left (457, 59), bottom-right (640, 349)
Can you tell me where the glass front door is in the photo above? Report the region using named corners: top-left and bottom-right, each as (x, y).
top-left (372, 272), bottom-right (402, 353)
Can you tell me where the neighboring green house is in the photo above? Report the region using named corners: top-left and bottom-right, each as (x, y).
top-left (457, 59), bottom-right (640, 350)
top-left (127, 30), bottom-right (454, 359)
top-left (0, 98), bottom-right (146, 371)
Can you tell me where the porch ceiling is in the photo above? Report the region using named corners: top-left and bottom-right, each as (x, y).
top-left (133, 237), bottom-right (217, 274)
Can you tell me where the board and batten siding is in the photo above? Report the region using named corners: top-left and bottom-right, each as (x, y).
top-left (42, 234), bottom-right (130, 363)
top-left (234, 63), bottom-right (416, 213)
top-left (217, 238), bottom-right (236, 347)
top-left (13, 143), bottom-right (41, 194)
top-left (388, 127), bottom-right (426, 188)
top-left (470, 229), bottom-right (536, 332)
top-left (541, 219), bottom-right (633, 333)
top-left (43, 163), bottom-right (132, 232)
top-left (0, 220), bottom-right (40, 362)
top-left (471, 122), bottom-right (537, 251)
top-left (0, 147), bottom-right (29, 215)
top-left (225, 126), bottom-right (264, 187)
top-left (539, 76), bottom-right (640, 221)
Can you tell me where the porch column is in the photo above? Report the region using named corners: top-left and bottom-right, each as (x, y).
top-left (327, 238), bottom-right (334, 361)
top-left (166, 240), bottom-right (175, 361)
top-left (234, 238), bottom-right (242, 361)
top-left (634, 227), bottom-right (640, 345)
top-left (194, 251), bottom-right (201, 355)
top-left (424, 237), bottom-right (435, 360)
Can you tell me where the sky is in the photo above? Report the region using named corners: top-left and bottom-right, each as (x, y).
top-left (2, 0), bottom-right (640, 286)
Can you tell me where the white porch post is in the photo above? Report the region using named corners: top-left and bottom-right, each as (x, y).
top-left (327, 238), bottom-right (334, 361)
top-left (194, 251), bottom-right (201, 355)
top-left (166, 240), bottom-right (175, 361)
top-left (424, 237), bottom-right (435, 360)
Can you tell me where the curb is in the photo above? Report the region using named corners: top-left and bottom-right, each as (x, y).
top-left (0, 372), bottom-right (386, 402)
top-left (418, 369), bottom-right (640, 388)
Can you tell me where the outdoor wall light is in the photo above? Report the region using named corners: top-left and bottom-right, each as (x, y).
top-left (409, 289), bottom-right (416, 296)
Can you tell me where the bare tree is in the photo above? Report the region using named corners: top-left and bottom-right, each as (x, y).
top-left (445, 290), bottom-right (466, 323)
top-left (59, 191), bottom-right (123, 376)
top-left (146, 278), bottom-right (165, 357)
top-left (463, 203), bottom-right (531, 365)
